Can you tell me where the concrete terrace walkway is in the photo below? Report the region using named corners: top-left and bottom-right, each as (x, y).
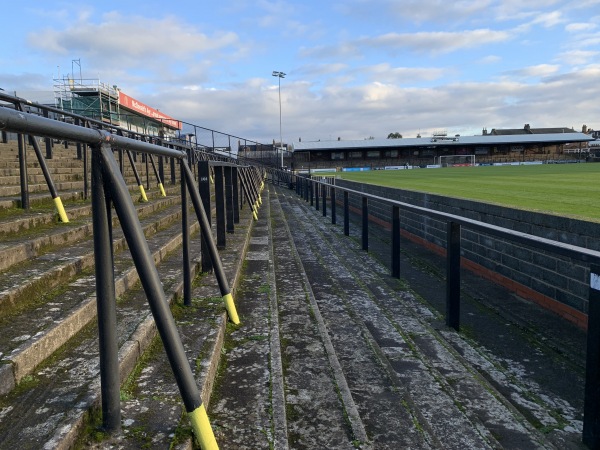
top-left (206, 183), bottom-right (586, 449)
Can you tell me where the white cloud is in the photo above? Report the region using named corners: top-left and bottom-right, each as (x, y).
top-left (565, 22), bottom-right (597, 32)
top-left (302, 28), bottom-right (513, 59)
top-left (557, 50), bottom-right (599, 65)
top-left (27, 14), bottom-right (239, 61)
top-left (479, 55), bottom-right (502, 64)
top-left (530, 11), bottom-right (564, 27)
top-left (358, 29), bottom-right (512, 54)
top-left (507, 64), bottom-right (561, 78)
top-left (361, 63), bottom-right (447, 83)
top-left (361, 0), bottom-right (494, 24)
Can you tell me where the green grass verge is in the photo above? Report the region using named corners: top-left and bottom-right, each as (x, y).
top-left (332, 163), bottom-right (600, 221)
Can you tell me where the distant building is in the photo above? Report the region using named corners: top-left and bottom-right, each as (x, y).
top-left (54, 77), bottom-right (181, 138)
top-left (291, 126), bottom-right (595, 172)
top-left (482, 124), bottom-right (576, 135)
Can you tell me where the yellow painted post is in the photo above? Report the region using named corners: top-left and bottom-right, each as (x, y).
top-left (53, 197), bottom-right (69, 223)
top-left (139, 185), bottom-right (148, 202)
top-left (223, 292), bottom-right (240, 324)
top-left (158, 182), bottom-right (166, 197)
top-left (189, 404), bottom-right (219, 450)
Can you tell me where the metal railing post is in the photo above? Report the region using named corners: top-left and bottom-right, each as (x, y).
top-left (198, 161), bottom-right (213, 273)
top-left (27, 135), bottom-right (69, 222)
top-left (322, 183), bottom-right (327, 217)
top-left (145, 152), bottom-right (150, 189)
top-left (170, 156), bottom-right (176, 185)
top-left (181, 160), bottom-right (191, 306)
top-left (99, 146), bottom-right (218, 448)
top-left (331, 186), bottom-right (336, 224)
top-left (214, 166), bottom-right (226, 249)
top-left (584, 263), bottom-right (600, 447)
top-left (392, 205), bottom-right (400, 278)
top-left (149, 154), bottom-right (166, 197)
top-left (344, 191), bottom-right (349, 236)
top-left (232, 166), bottom-right (240, 224)
top-left (118, 148), bottom-right (124, 174)
top-left (91, 143), bottom-right (121, 434)
top-left (310, 179), bottom-right (314, 206)
top-left (315, 182), bottom-right (320, 210)
top-left (126, 150), bottom-right (148, 202)
top-left (362, 196), bottom-right (368, 251)
top-left (43, 109), bottom-right (52, 159)
top-left (225, 166), bottom-right (234, 233)
top-left (182, 161), bottom-right (240, 325)
top-left (83, 126), bottom-right (89, 200)
top-left (17, 133), bottom-right (29, 210)
top-left (446, 221), bottom-right (461, 331)
top-left (305, 178), bottom-right (309, 202)
top-left (159, 155), bottom-right (165, 185)
top-left (76, 119), bottom-right (82, 160)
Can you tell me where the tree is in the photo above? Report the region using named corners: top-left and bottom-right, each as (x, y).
top-left (387, 132), bottom-right (403, 139)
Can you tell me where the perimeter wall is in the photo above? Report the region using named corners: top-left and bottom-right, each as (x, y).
top-left (336, 179), bottom-right (595, 328)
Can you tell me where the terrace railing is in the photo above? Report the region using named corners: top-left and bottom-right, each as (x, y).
top-left (285, 170), bottom-right (600, 449)
top-left (0, 104), bottom-right (265, 449)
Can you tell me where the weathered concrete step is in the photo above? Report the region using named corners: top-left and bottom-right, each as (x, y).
top-left (0, 189), bottom-right (83, 210)
top-left (0, 167), bottom-right (84, 176)
top-left (276, 186), bottom-right (558, 449)
top-left (0, 176), bottom-right (176, 212)
top-left (0, 195), bottom-right (178, 272)
top-left (0, 204), bottom-right (92, 238)
top-left (0, 173), bottom-right (83, 186)
top-left (273, 190), bottom-right (433, 449)
top-left (268, 191), bottom-right (372, 449)
top-left (0, 203), bottom-right (194, 396)
top-left (0, 158), bottom-right (84, 169)
top-left (0, 231), bottom-right (204, 449)
top-left (208, 190), bottom-right (292, 449)
top-left (0, 197), bottom-right (183, 316)
top-left (77, 200), bottom-right (255, 449)
top-left (0, 173), bottom-right (147, 197)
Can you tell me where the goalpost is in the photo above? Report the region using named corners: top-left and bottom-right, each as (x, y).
top-left (436, 155), bottom-right (476, 167)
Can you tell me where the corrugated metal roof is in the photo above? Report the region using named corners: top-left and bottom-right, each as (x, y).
top-left (292, 133), bottom-right (595, 152)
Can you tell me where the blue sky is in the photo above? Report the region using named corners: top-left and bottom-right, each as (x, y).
top-left (0, 1), bottom-right (599, 143)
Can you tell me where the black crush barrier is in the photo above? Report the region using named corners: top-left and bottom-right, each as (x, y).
top-left (0, 98), bottom-right (266, 449)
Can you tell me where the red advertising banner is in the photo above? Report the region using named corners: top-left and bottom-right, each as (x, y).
top-left (118, 92), bottom-right (182, 129)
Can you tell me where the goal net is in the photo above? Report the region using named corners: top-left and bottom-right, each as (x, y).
top-left (436, 155), bottom-right (476, 167)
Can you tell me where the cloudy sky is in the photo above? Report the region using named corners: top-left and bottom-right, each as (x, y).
top-left (0, 1), bottom-right (599, 144)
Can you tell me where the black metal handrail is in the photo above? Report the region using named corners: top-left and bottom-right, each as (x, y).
top-left (0, 105), bottom-right (266, 449)
top-left (286, 170), bottom-right (600, 449)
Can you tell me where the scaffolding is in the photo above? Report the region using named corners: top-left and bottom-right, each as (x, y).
top-left (53, 75), bottom-right (121, 125)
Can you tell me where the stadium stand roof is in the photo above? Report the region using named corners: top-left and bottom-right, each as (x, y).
top-left (292, 132), bottom-right (595, 152)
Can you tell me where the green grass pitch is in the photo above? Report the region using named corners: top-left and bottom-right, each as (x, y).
top-left (332, 163), bottom-right (600, 222)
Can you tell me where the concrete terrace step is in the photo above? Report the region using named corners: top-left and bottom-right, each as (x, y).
top-left (0, 198), bottom-right (187, 395)
top-left (0, 177), bottom-right (175, 212)
top-left (0, 230), bottom-right (205, 449)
